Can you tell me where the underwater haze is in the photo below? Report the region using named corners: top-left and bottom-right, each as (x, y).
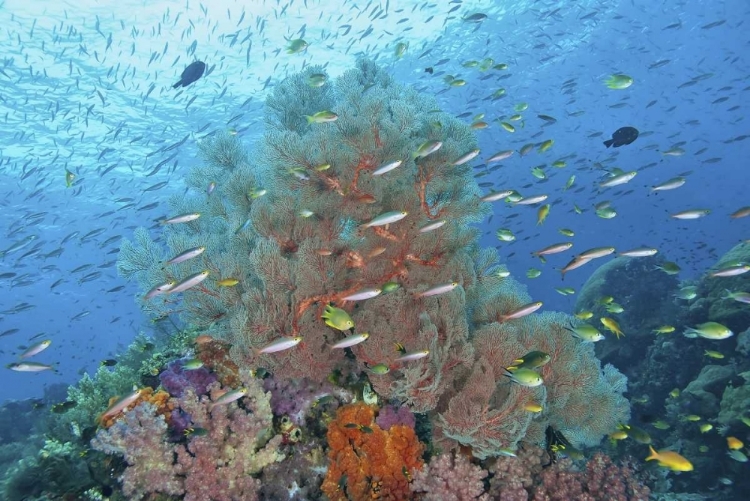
top-left (0, 0), bottom-right (749, 499)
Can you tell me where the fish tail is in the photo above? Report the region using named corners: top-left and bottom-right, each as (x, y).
top-left (603, 139), bottom-right (614, 148)
top-left (645, 445), bottom-right (658, 462)
top-left (304, 115), bottom-right (314, 124)
top-left (172, 80), bottom-right (182, 89)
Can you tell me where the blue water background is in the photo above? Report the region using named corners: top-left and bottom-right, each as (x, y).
top-left (0, 0), bottom-right (748, 402)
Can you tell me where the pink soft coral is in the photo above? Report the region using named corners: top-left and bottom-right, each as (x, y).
top-left (411, 451), bottom-right (489, 501)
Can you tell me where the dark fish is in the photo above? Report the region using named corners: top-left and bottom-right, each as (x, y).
top-left (603, 126), bottom-right (639, 148)
top-left (172, 61), bottom-right (206, 88)
top-left (52, 400), bottom-right (78, 413)
top-left (463, 12), bottom-right (487, 23)
top-left (100, 359), bottom-right (118, 367)
top-left (424, 67), bottom-right (433, 74)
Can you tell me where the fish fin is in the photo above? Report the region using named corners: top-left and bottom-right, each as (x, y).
top-left (603, 139), bottom-right (614, 148)
top-left (172, 80), bottom-right (182, 89)
top-left (646, 445), bottom-right (658, 461)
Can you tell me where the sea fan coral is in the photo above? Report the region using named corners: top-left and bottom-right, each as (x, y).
top-left (118, 59), bottom-right (629, 460)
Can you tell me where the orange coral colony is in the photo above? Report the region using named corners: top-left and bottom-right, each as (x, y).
top-left (321, 402), bottom-right (424, 501)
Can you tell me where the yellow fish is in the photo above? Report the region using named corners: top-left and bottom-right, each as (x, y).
top-left (609, 430), bottom-right (628, 440)
top-left (537, 139), bottom-right (554, 153)
top-left (653, 325), bottom-right (675, 334)
top-left (600, 317), bottom-right (624, 339)
top-left (321, 304), bottom-right (355, 331)
top-left (524, 402), bottom-right (543, 413)
top-left (727, 436), bottom-right (743, 450)
top-left (217, 278), bottom-right (240, 287)
top-left (646, 446), bottom-right (693, 472)
top-left (537, 204), bottom-right (551, 225)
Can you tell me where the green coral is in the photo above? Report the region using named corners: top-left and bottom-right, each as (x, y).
top-left (682, 364), bottom-right (735, 417)
top-left (718, 370), bottom-right (750, 427)
top-left (1, 438), bottom-right (93, 501)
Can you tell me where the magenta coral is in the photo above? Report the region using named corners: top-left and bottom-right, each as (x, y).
top-left (411, 451), bottom-right (489, 501)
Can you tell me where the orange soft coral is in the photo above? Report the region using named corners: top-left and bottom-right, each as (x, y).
top-left (321, 403), bottom-right (424, 501)
top-left (99, 387), bottom-right (174, 428)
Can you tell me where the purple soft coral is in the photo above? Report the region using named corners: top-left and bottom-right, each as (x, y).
top-left (376, 404), bottom-right (416, 431)
top-left (263, 376), bottom-right (341, 425)
top-left (159, 359), bottom-right (217, 397)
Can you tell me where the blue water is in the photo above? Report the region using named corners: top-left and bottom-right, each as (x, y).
top-left (0, 1), bottom-right (747, 496)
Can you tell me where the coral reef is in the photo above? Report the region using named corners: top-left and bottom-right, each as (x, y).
top-left (376, 403), bottom-right (416, 431)
top-left (116, 59), bottom-right (630, 461)
top-left (532, 452), bottom-right (650, 501)
top-left (718, 370), bottom-right (750, 428)
top-left (682, 365), bottom-right (735, 417)
top-left (257, 441), bottom-right (328, 500)
top-left (263, 375), bottom-right (346, 426)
